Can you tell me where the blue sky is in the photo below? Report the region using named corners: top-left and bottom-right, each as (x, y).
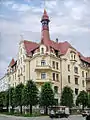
top-left (0, 0), bottom-right (90, 78)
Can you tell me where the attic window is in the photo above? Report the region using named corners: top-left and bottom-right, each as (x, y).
top-left (41, 48), bottom-right (44, 54)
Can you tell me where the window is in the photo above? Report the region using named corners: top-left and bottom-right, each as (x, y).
top-left (52, 61), bottom-right (55, 69)
top-left (41, 73), bottom-right (46, 79)
top-left (23, 65), bottom-right (25, 72)
top-left (56, 74), bottom-right (59, 81)
top-left (41, 48), bottom-right (44, 54)
top-left (15, 74), bottom-right (16, 79)
top-left (68, 65), bottom-right (70, 71)
top-left (56, 62), bottom-right (58, 69)
top-left (71, 54), bottom-right (73, 60)
top-left (23, 76), bottom-right (25, 83)
top-left (86, 72), bottom-right (87, 78)
top-left (52, 73), bottom-right (55, 81)
top-left (21, 67), bottom-right (22, 74)
top-left (74, 67), bottom-right (78, 74)
top-left (41, 60), bottom-right (46, 66)
top-left (75, 77), bottom-right (78, 85)
top-left (19, 77), bottom-right (20, 83)
top-left (68, 75), bottom-right (70, 83)
top-left (18, 69), bottom-right (20, 74)
top-left (75, 88), bottom-right (78, 95)
top-left (82, 80), bottom-right (85, 87)
top-left (82, 71), bottom-right (84, 77)
top-left (21, 57), bottom-right (22, 64)
top-left (74, 55), bottom-right (76, 60)
top-left (54, 86), bottom-right (58, 93)
top-left (21, 49), bottom-right (22, 54)
top-left (13, 75), bottom-right (14, 80)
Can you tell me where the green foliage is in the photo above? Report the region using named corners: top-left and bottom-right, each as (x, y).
top-left (60, 86), bottom-right (73, 108)
top-left (14, 83), bottom-right (24, 114)
top-left (14, 83), bottom-right (24, 106)
top-left (22, 85), bottom-right (28, 106)
top-left (9, 87), bottom-right (15, 111)
top-left (87, 93), bottom-right (90, 108)
top-left (22, 80), bottom-right (38, 114)
top-left (39, 82), bottom-right (55, 114)
top-left (76, 90), bottom-right (88, 110)
top-left (0, 91), bottom-right (5, 111)
top-left (4, 90), bottom-right (9, 111)
top-left (26, 80), bottom-right (38, 106)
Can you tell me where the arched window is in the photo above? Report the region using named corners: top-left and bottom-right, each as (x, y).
top-left (41, 48), bottom-right (44, 54)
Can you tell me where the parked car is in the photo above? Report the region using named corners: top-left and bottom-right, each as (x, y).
top-left (49, 106), bottom-right (70, 118)
top-left (86, 114), bottom-right (90, 120)
top-left (82, 111), bottom-right (89, 117)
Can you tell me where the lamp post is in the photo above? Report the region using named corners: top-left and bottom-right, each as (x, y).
top-left (8, 82), bottom-right (10, 113)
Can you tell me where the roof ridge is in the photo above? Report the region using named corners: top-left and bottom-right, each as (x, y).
top-left (24, 40), bottom-right (39, 44)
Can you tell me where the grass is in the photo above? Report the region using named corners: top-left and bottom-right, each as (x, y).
top-left (0, 111), bottom-right (47, 117)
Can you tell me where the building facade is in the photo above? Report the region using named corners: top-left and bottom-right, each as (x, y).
top-left (0, 75), bottom-right (9, 92)
top-left (0, 10), bottom-right (90, 104)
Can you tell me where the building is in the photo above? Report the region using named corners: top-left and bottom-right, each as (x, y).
top-left (0, 75), bottom-right (9, 92)
top-left (0, 9), bottom-right (90, 104)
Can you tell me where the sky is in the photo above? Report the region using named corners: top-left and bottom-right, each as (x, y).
top-left (0, 0), bottom-right (90, 78)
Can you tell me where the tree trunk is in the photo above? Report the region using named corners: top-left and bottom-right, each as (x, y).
top-left (6, 105), bottom-right (9, 112)
top-left (82, 104), bottom-right (84, 110)
top-left (30, 104), bottom-right (32, 115)
top-left (11, 106), bottom-right (14, 113)
top-left (45, 106), bottom-right (48, 115)
top-left (20, 105), bottom-right (22, 114)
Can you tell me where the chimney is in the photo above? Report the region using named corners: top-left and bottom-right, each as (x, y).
top-left (56, 38), bottom-right (58, 43)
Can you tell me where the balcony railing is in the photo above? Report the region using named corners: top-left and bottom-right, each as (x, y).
top-left (35, 65), bottom-right (51, 71)
top-left (35, 78), bottom-right (51, 83)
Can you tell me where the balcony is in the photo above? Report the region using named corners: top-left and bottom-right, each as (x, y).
top-left (35, 78), bottom-right (51, 83)
top-left (35, 65), bottom-right (51, 71)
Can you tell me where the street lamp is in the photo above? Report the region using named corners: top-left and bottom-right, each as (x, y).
top-left (8, 83), bottom-right (10, 113)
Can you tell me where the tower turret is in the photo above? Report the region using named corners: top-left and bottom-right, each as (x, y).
top-left (41, 9), bottom-right (50, 46)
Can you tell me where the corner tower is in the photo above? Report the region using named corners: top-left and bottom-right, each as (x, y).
top-left (41, 9), bottom-right (50, 46)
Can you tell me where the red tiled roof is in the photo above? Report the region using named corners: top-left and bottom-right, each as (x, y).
top-left (9, 58), bottom-right (15, 67)
top-left (49, 40), bottom-right (90, 63)
top-left (58, 41), bottom-right (71, 55)
top-left (24, 40), bottom-right (39, 56)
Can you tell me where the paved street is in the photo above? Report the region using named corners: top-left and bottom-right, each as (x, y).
top-left (0, 115), bottom-right (86, 120)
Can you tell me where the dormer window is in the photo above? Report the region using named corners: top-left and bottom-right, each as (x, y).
top-left (41, 48), bottom-right (44, 54)
top-left (70, 51), bottom-right (76, 61)
top-left (71, 54), bottom-right (73, 60)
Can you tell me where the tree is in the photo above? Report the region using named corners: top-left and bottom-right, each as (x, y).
top-left (4, 90), bottom-right (9, 112)
top-left (9, 87), bottom-right (15, 112)
top-left (22, 80), bottom-right (38, 115)
top-left (14, 83), bottom-right (24, 114)
top-left (76, 90), bottom-right (88, 110)
top-left (87, 93), bottom-right (90, 108)
top-left (0, 91), bottom-right (5, 112)
top-left (60, 86), bottom-right (73, 108)
top-left (39, 82), bottom-right (55, 114)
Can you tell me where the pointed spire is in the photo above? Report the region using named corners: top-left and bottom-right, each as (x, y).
top-left (41, 9), bottom-right (50, 22)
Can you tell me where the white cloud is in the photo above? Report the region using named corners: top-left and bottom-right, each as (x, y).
top-left (0, 0), bottom-right (90, 78)
top-left (12, 4), bottom-right (31, 12)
